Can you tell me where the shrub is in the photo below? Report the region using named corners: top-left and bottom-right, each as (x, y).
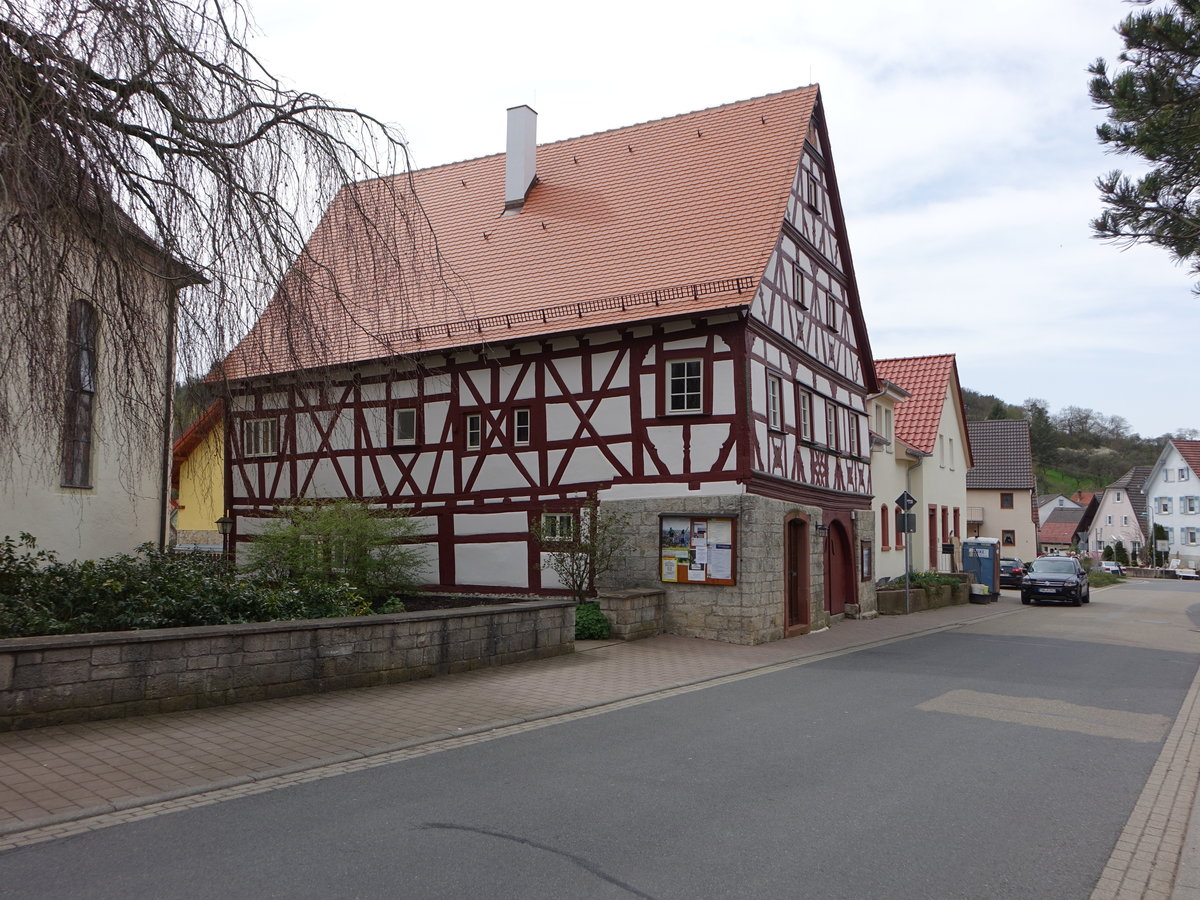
top-left (574, 601), bottom-right (612, 640)
top-left (243, 500), bottom-right (426, 602)
top-left (880, 570), bottom-right (961, 590)
top-left (0, 534), bottom-right (374, 639)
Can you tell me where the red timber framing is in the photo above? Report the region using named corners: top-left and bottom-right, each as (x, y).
top-left (226, 315), bottom-right (751, 594)
top-left (221, 87), bottom-right (879, 633)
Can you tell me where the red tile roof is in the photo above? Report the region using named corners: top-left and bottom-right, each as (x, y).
top-left (222, 87), bottom-right (822, 379)
top-left (1173, 440), bottom-right (1200, 478)
top-left (171, 400), bottom-right (222, 489)
top-left (874, 354), bottom-right (972, 464)
top-left (1039, 521), bottom-right (1080, 545)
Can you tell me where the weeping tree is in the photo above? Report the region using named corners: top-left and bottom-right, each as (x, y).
top-left (0, 0), bottom-right (446, 484)
top-left (1090, 0), bottom-right (1200, 291)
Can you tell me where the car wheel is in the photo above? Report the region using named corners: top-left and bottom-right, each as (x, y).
top-left (1021, 594), bottom-right (1032, 605)
top-left (1071, 592), bottom-right (1083, 607)
top-left (1083, 587), bottom-right (1091, 604)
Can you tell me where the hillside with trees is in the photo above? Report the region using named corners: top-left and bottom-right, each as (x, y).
top-left (961, 388), bottom-right (1196, 496)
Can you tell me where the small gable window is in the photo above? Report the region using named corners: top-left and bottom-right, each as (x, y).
top-left (61, 300), bottom-right (98, 488)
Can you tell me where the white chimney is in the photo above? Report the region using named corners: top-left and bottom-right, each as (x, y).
top-left (504, 105), bottom-right (537, 212)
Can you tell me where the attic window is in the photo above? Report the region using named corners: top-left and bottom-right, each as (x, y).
top-left (792, 267), bottom-right (808, 309)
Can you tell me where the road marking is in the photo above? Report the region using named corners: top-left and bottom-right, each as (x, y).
top-left (917, 690), bottom-right (1171, 743)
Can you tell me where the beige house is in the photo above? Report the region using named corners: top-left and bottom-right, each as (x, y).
top-left (965, 419), bottom-right (1038, 562)
top-left (870, 355), bottom-right (973, 578)
top-left (0, 174), bottom-right (199, 561)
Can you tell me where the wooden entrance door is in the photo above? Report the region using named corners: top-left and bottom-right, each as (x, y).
top-left (785, 517), bottom-right (809, 634)
top-left (825, 521), bottom-right (852, 616)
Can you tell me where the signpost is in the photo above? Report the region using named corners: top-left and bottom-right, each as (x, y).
top-left (896, 492), bottom-right (918, 614)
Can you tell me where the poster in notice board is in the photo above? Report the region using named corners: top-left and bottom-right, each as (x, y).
top-left (659, 515), bottom-right (736, 585)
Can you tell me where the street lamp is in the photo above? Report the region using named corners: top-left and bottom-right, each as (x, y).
top-left (215, 515), bottom-right (232, 558)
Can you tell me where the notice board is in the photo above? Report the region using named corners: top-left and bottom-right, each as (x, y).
top-left (659, 515), bottom-right (737, 585)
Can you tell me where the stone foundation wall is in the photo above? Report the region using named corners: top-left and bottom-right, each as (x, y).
top-left (600, 494), bottom-right (874, 645)
top-left (876, 582), bottom-right (970, 615)
top-left (0, 601), bottom-right (574, 731)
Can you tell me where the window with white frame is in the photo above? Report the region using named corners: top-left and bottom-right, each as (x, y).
top-left (767, 374), bottom-right (783, 430)
top-left (1182, 468), bottom-right (1190, 481)
top-left (847, 414), bottom-right (860, 457)
top-left (242, 417), bottom-right (278, 458)
top-left (667, 359), bottom-right (703, 414)
top-left (514, 408), bottom-right (531, 446)
top-left (883, 407), bottom-right (893, 451)
top-left (1105, 514), bottom-right (1113, 526)
top-left (540, 512), bottom-right (574, 541)
top-left (1115, 491), bottom-right (1122, 502)
top-left (1122, 515), bottom-right (1129, 526)
top-left (394, 408), bottom-right (417, 446)
top-left (465, 412), bottom-right (482, 451)
top-left (799, 390), bottom-right (813, 441)
top-left (806, 174), bottom-right (821, 212)
top-left (825, 403), bottom-right (838, 450)
top-left (1186, 496), bottom-right (1199, 514)
top-left (1187, 528), bottom-right (1199, 545)
top-left (1158, 497), bottom-right (1172, 515)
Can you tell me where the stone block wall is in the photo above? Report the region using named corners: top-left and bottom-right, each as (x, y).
top-left (600, 494), bottom-right (862, 645)
top-left (0, 601), bottom-right (574, 731)
top-left (595, 588), bottom-right (664, 640)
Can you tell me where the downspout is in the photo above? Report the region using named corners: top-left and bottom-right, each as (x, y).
top-left (158, 286), bottom-right (180, 551)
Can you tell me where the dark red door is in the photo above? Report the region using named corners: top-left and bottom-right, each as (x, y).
top-left (825, 521), bottom-right (852, 616)
top-left (785, 517), bottom-right (809, 633)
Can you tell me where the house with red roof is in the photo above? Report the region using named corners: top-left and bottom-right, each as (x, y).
top-left (217, 87), bottom-right (882, 643)
top-left (1144, 440), bottom-right (1200, 569)
top-left (869, 354), bottom-right (973, 578)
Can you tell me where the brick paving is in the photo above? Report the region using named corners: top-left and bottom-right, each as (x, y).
top-left (2, 597), bottom-right (1200, 900)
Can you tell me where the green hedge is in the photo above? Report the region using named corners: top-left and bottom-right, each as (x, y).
top-left (0, 534), bottom-right (374, 639)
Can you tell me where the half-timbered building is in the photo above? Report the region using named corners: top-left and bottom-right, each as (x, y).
top-left (219, 87), bottom-right (881, 644)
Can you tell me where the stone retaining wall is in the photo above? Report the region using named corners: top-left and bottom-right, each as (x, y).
top-left (595, 588), bottom-right (664, 640)
top-left (0, 601), bottom-right (574, 731)
top-left (876, 582), bottom-right (971, 615)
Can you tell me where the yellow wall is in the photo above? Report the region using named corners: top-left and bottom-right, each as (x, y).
top-left (176, 422), bottom-right (224, 532)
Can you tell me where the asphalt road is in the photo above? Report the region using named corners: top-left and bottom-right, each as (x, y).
top-left (2, 581), bottom-right (1198, 899)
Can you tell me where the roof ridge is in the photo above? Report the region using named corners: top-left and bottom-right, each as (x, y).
top-left (391, 85), bottom-right (822, 178)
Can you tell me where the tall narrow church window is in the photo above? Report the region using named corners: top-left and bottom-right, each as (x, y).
top-left (61, 300), bottom-right (98, 487)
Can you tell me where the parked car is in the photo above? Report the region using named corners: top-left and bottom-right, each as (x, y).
top-left (999, 558), bottom-right (1027, 588)
top-left (1021, 557), bottom-right (1090, 606)
top-left (1100, 561), bottom-right (1126, 576)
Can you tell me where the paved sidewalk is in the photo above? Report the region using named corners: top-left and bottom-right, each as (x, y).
top-left (1, 596), bottom-right (1198, 900)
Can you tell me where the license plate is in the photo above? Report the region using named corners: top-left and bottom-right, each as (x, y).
top-left (1038, 588), bottom-right (1057, 594)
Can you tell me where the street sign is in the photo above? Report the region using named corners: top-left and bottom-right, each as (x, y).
top-left (896, 512), bottom-right (917, 533)
top-left (896, 491), bottom-right (917, 511)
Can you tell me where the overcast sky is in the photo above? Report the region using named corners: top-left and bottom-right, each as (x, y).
top-left (251, 0), bottom-right (1191, 439)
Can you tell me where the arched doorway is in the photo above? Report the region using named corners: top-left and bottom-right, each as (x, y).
top-left (824, 520), bottom-right (854, 616)
top-left (784, 516), bottom-right (810, 635)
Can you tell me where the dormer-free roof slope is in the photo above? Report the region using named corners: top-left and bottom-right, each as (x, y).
top-left (875, 354), bottom-right (972, 464)
top-left (222, 87), bottom-right (823, 379)
top-left (1172, 440), bottom-right (1200, 477)
top-left (966, 419), bottom-right (1035, 490)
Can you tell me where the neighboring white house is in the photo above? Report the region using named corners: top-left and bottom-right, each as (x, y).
top-left (1037, 493), bottom-right (1082, 525)
top-left (1087, 466), bottom-right (1151, 561)
top-left (870, 354), bottom-right (972, 579)
top-left (1144, 440), bottom-right (1200, 569)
